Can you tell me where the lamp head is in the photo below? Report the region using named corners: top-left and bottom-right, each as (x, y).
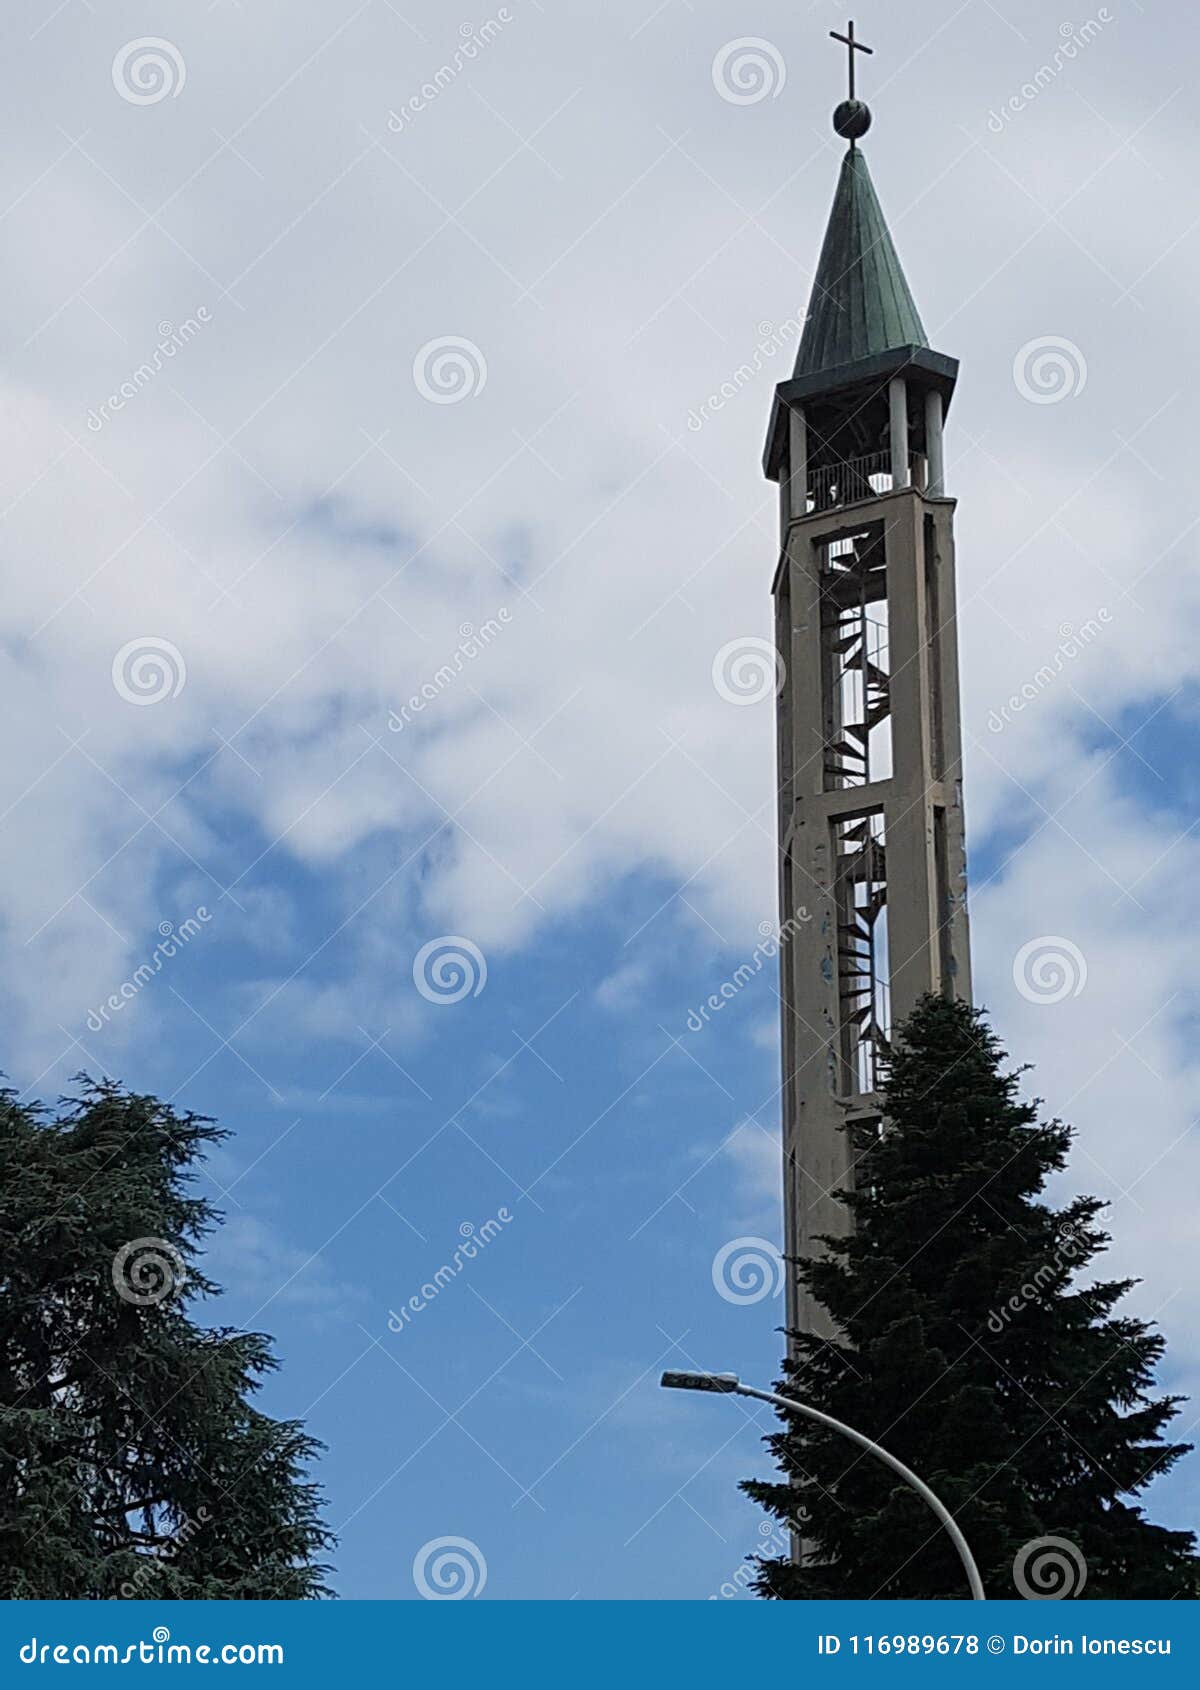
top-left (660, 1370), bottom-right (740, 1394)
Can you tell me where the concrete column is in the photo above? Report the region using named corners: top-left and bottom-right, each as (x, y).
top-left (888, 376), bottom-right (910, 488)
top-left (925, 503), bottom-right (973, 1002)
top-left (787, 405), bottom-right (808, 521)
top-left (925, 388), bottom-right (945, 497)
top-left (881, 497), bottom-right (938, 1018)
top-left (775, 523), bottom-right (848, 1344)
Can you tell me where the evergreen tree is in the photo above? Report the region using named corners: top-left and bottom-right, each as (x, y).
top-left (0, 1080), bottom-right (334, 1598)
top-left (744, 995), bottom-right (1196, 1599)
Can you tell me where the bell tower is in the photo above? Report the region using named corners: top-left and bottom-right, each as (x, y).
top-left (765, 34), bottom-right (972, 1340)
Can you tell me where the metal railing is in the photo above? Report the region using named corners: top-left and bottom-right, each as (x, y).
top-left (806, 450), bottom-right (925, 513)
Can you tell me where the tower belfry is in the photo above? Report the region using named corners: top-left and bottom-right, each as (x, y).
top-left (766, 31), bottom-right (972, 1340)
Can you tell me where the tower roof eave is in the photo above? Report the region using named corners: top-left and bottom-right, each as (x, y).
top-left (762, 345), bottom-right (959, 482)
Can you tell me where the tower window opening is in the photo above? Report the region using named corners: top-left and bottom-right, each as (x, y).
top-left (832, 810), bottom-right (890, 1096)
top-left (821, 530), bottom-right (892, 789)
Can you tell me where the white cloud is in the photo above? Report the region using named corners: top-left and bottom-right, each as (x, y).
top-left (0, 0), bottom-right (1196, 1413)
top-left (719, 1120), bottom-right (783, 1236)
top-left (594, 958), bottom-right (652, 1012)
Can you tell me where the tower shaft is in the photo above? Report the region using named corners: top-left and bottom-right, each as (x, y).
top-left (772, 418), bottom-right (971, 1338)
top-left (762, 118), bottom-right (973, 1344)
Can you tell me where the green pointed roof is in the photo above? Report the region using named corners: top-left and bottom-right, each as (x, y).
top-left (793, 145), bottom-right (927, 382)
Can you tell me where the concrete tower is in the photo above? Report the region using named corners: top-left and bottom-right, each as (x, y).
top-left (765, 52), bottom-right (972, 1341)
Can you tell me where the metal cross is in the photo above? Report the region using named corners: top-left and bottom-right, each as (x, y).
top-left (830, 20), bottom-right (873, 101)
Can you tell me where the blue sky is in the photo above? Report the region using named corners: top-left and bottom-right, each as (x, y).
top-left (2, 0), bottom-right (1199, 1597)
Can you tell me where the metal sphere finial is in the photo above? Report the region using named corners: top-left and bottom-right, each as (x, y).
top-left (833, 98), bottom-right (872, 140)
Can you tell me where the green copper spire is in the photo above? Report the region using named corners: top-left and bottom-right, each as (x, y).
top-left (761, 31), bottom-right (958, 483)
top-left (792, 135), bottom-right (928, 382)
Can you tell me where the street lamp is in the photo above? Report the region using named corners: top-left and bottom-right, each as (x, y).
top-left (660, 1369), bottom-right (985, 1601)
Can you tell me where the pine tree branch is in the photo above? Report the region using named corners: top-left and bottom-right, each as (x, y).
top-left (90, 1496), bottom-right (173, 1520)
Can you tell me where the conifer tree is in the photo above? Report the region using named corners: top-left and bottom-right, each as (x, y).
top-left (0, 1080), bottom-right (334, 1598)
top-left (744, 995), bottom-right (1196, 1599)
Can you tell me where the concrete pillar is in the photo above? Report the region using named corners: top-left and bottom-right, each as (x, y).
top-left (787, 405), bottom-right (808, 521)
top-left (925, 388), bottom-right (945, 497)
top-left (882, 498), bottom-right (940, 1019)
top-left (888, 376), bottom-right (910, 488)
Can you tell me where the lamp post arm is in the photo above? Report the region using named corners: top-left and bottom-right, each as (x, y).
top-left (735, 1382), bottom-right (985, 1601)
